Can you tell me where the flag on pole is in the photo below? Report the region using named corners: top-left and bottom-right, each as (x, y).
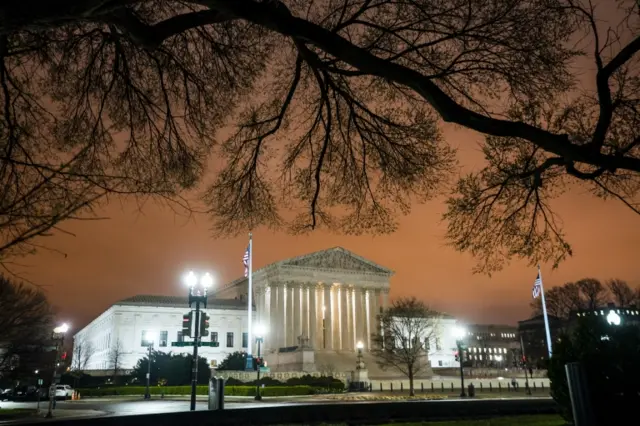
top-left (532, 272), bottom-right (542, 299)
top-left (243, 245), bottom-right (250, 277)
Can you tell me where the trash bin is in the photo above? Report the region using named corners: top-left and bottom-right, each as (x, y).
top-left (467, 383), bottom-right (475, 398)
top-left (208, 377), bottom-right (225, 410)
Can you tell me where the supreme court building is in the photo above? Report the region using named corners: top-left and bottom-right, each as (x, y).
top-left (74, 247), bottom-right (459, 376)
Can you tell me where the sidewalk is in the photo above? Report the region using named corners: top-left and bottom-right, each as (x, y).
top-left (0, 409), bottom-right (108, 424)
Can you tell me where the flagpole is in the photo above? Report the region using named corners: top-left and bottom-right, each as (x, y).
top-left (538, 265), bottom-right (553, 358)
top-left (247, 232), bottom-right (253, 357)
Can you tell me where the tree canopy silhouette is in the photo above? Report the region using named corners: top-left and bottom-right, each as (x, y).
top-left (1, 0), bottom-right (638, 271)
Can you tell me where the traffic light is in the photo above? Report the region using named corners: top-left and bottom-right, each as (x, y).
top-left (61, 352), bottom-right (67, 361)
top-left (200, 313), bottom-right (210, 337)
top-left (454, 351), bottom-right (459, 362)
top-left (253, 357), bottom-right (263, 370)
top-left (183, 311), bottom-right (193, 337)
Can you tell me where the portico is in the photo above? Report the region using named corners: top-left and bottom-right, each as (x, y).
top-left (214, 247), bottom-right (392, 359)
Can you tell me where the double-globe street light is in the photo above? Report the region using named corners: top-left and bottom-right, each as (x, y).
top-left (46, 323), bottom-right (70, 418)
top-left (184, 270), bottom-right (213, 411)
top-left (453, 326), bottom-right (467, 398)
top-left (143, 331), bottom-right (157, 400)
top-left (254, 324), bottom-right (268, 401)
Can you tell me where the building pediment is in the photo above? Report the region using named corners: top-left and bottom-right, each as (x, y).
top-left (279, 247), bottom-right (392, 275)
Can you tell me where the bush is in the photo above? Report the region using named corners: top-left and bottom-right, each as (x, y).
top-left (548, 316), bottom-right (640, 425)
top-left (77, 385), bottom-right (317, 397)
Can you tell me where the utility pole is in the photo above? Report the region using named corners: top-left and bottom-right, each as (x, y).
top-left (184, 271), bottom-right (211, 412)
top-left (190, 301), bottom-right (201, 411)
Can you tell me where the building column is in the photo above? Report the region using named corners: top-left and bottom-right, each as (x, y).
top-left (340, 285), bottom-right (349, 350)
top-left (366, 288), bottom-right (378, 350)
top-left (307, 284), bottom-right (315, 348)
top-left (301, 284), bottom-right (309, 341)
top-left (382, 289), bottom-right (389, 311)
top-left (278, 283), bottom-right (286, 349)
top-left (323, 284), bottom-right (333, 350)
top-left (293, 284), bottom-right (302, 346)
top-left (286, 283), bottom-right (294, 346)
top-left (354, 287), bottom-right (364, 349)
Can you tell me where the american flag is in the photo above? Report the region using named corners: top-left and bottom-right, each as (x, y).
top-left (243, 245), bottom-right (250, 278)
top-left (532, 272), bottom-right (542, 299)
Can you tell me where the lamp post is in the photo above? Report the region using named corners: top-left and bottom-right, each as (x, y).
top-left (46, 323), bottom-right (69, 419)
top-left (453, 327), bottom-right (467, 398)
top-left (356, 341), bottom-right (364, 369)
top-left (184, 270), bottom-right (213, 411)
top-left (254, 324), bottom-right (267, 401)
top-left (143, 331), bottom-right (157, 400)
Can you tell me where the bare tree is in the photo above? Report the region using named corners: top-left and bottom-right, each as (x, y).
top-left (0, 275), bottom-right (53, 375)
top-left (607, 279), bottom-right (638, 307)
top-left (108, 339), bottom-right (125, 383)
top-left (575, 278), bottom-right (607, 309)
top-left (371, 297), bottom-right (439, 396)
top-left (71, 337), bottom-right (95, 373)
top-left (0, 1), bottom-right (638, 272)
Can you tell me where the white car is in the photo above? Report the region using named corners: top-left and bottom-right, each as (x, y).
top-left (55, 385), bottom-right (73, 399)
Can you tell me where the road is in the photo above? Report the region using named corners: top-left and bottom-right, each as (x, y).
top-left (0, 394), bottom-right (553, 422)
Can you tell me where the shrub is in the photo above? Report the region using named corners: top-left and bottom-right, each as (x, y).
top-left (77, 385), bottom-right (317, 397)
top-left (548, 316), bottom-right (640, 425)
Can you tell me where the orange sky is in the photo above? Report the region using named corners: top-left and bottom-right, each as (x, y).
top-left (15, 123), bottom-right (640, 332)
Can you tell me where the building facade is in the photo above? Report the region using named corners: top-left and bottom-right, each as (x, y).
top-left (517, 314), bottom-right (564, 367)
top-left (74, 297), bottom-right (251, 374)
top-left (462, 324), bottom-right (520, 368)
top-left (74, 247), bottom-right (476, 376)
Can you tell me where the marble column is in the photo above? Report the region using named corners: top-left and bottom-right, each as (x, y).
top-left (332, 285), bottom-right (340, 350)
top-left (276, 284), bottom-right (285, 349)
top-left (293, 284), bottom-right (302, 346)
top-left (340, 286), bottom-right (349, 350)
top-left (301, 284), bottom-right (309, 341)
top-left (354, 287), bottom-right (365, 349)
top-left (382, 289), bottom-right (389, 311)
top-left (287, 284), bottom-right (295, 346)
top-left (323, 285), bottom-right (333, 350)
top-left (307, 284), bottom-right (315, 348)
top-left (366, 289), bottom-right (378, 350)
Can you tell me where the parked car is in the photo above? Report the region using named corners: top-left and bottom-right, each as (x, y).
top-left (0, 388), bottom-right (14, 401)
top-left (12, 385), bottom-right (41, 401)
top-left (55, 385), bottom-right (73, 399)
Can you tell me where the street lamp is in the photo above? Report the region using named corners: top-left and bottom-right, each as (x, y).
top-left (143, 331), bottom-right (157, 400)
top-left (46, 323), bottom-right (69, 418)
top-left (356, 341), bottom-right (364, 368)
top-left (607, 310), bottom-right (621, 326)
top-left (184, 270), bottom-right (213, 411)
top-left (453, 326), bottom-right (467, 398)
top-left (254, 324), bottom-right (267, 401)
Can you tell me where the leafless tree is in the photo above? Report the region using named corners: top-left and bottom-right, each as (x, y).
top-left (109, 339), bottom-right (125, 383)
top-left (0, 1), bottom-right (638, 272)
top-left (0, 275), bottom-right (53, 375)
top-left (371, 297), bottom-right (439, 396)
top-left (606, 279), bottom-right (638, 307)
top-left (71, 337), bottom-right (95, 373)
top-left (531, 277), bottom-right (630, 318)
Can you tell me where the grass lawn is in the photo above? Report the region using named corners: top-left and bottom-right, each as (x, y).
top-left (0, 408), bottom-right (38, 420)
top-left (375, 415), bottom-right (566, 426)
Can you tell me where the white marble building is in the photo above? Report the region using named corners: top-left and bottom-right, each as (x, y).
top-left (74, 297), bottom-right (252, 374)
top-left (74, 247), bottom-right (463, 376)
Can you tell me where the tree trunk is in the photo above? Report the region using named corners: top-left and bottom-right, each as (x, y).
top-left (409, 368), bottom-right (415, 396)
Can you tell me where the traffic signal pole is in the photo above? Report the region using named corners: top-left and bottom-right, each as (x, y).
top-left (190, 301), bottom-right (200, 411)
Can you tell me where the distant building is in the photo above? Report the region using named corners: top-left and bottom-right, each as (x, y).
top-left (462, 324), bottom-right (520, 368)
top-left (517, 314), bottom-right (564, 367)
top-left (570, 304), bottom-right (640, 328)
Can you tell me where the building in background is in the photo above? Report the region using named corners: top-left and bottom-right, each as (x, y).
top-left (461, 324), bottom-right (520, 368)
top-left (73, 296), bottom-right (250, 376)
top-left (517, 314), bottom-right (564, 368)
top-left (570, 303), bottom-right (640, 328)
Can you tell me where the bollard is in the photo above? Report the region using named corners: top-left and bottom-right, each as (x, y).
top-left (431, 383), bottom-right (434, 392)
top-left (380, 382), bottom-right (383, 392)
top-left (480, 383), bottom-right (483, 391)
top-left (451, 382), bottom-right (454, 392)
top-left (533, 382), bottom-right (536, 391)
top-left (489, 382), bottom-right (492, 392)
top-left (401, 382), bottom-right (403, 392)
top-left (507, 383), bottom-right (511, 392)
top-left (441, 383), bottom-right (444, 392)
top-left (390, 383), bottom-right (393, 392)
top-left (421, 383), bottom-right (424, 392)
top-left (541, 382), bottom-right (545, 391)
top-left (498, 382), bottom-right (501, 392)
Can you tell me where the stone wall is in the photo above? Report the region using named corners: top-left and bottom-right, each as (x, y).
top-left (214, 370), bottom-right (349, 384)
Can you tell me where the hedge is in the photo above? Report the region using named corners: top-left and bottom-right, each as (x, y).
top-left (77, 385), bottom-right (330, 397)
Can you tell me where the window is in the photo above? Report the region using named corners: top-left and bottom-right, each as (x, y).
top-left (211, 332), bottom-right (219, 343)
top-left (438, 360), bottom-right (443, 367)
top-left (242, 332), bottom-right (248, 348)
top-left (424, 338), bottom-right (430, 351)
top-left (226, 332), bottom-right (234, 348)
top-left (177, 331), bottom-right (184, 343)
top-left (159, 331), bottom-right (168, 347)
top-left (141, 330), bottom-right (150, 347)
